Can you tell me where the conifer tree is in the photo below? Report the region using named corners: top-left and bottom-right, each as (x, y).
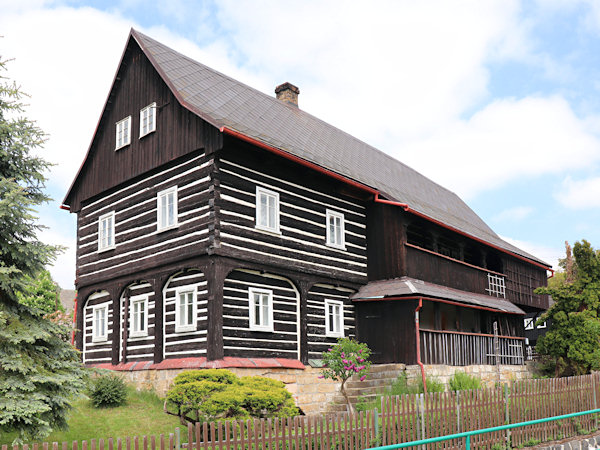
top-left (0, 57), bottom-right (86, 443)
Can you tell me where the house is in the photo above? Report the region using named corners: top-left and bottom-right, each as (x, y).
top-left (62, 29), bottom-right (551, 376)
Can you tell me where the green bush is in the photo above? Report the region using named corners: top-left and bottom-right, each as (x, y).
top-left (449, 371), bottom-right (482, 391)
top-left (165, 369), bottom-right (299, 424)
top-left (89, 374), bottom-right (128, 408)
top-left (173, 369), bottom-right (238, 386)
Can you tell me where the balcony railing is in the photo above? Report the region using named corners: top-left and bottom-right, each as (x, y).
top-left (420, 328), bottom-right (525, 366)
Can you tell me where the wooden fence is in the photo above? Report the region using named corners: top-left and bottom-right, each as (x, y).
top-left (379, 373), bottom-right (600, 449)
top-left (4, 374), bottom-right (600, 450)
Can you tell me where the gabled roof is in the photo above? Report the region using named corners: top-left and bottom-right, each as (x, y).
top-left (351, 277), bottom-right (525, 315)
top-left (65, 29), bottom-right (550, 268)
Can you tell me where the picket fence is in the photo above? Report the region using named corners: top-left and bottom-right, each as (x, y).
top-left (4, 373), bottom-right (600, 450)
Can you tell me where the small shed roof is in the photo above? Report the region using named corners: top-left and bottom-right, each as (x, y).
top-left (351, 277), bottom-right (525, 315)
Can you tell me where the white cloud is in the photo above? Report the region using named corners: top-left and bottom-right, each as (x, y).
top-left (493, 206), bottom-right (534, 222)
top-left (500, 235), bottom-right (563, 271)
top-left (556, 176), bottom-right (600, 209)
top-left (396, 96), bottom-right (600, 199)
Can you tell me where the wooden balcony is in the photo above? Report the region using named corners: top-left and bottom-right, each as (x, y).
top-left (405, 244), bottom-right (549, 310)
top-left (420, 328), bottom-right (525, 366)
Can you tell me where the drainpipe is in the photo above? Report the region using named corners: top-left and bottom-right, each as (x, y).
top-left (71, 296), bottom-right (77, 347)
top-left (415, 297), bottom-right (427, 393)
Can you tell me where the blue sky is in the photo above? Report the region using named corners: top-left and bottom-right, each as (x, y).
top-left (2, 0), bottom-right (600, 288)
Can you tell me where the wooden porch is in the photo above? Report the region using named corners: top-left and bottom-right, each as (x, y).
top-left (420, 328), bottom-right (525, 366)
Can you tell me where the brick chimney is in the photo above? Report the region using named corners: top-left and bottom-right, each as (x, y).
top-left (275, 82), bottom-right (300, 107)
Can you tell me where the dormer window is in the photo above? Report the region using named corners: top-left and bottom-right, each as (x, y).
top-left (140, 103), bottom-right (156, 137)
top-left (115, 116), bottom-right (131, 150)
top-left (326, 209), bottom-right (345, 249)
top-left (255, 186), bottom-right (280, 234)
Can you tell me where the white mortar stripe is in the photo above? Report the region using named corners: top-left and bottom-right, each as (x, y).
top-left (220, 232), bottom-right (367, 268)
top-left (221, 242), bottom-right (365, 276)
top-left (220, 159), bottom-right (365, 213)
top-left (81, 154), bottom-right (207, 212)
top-left (79, 238), bottom-right (209, 278)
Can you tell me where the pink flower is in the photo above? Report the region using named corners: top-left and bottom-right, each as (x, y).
top-left (360, 376), bottom-right (366, 381)
top-left (318, 375), bottom-right (325, 379)
top-left (341, 352), bottom-right (345, 358)
top-left (358, 349), bottom-right (363, 354)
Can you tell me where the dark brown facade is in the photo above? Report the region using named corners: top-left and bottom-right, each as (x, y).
top-left (66, 31), bottom-right (551, 370)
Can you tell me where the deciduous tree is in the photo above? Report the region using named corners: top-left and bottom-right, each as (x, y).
top-left (536, 240), bottom-right (600, 377)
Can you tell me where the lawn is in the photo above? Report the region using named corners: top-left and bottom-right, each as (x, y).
top-left (1, 388), bottom-right (184, 446)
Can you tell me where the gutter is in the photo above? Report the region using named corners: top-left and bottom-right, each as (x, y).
top-left (415, 298), bottom-right (427, 393)
top-left (220, 127), bottom-right (553, 276)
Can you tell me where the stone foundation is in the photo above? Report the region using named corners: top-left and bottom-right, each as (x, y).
top-left (112, 362), bottom-right (532, 415)
top-left (115, 365), bottom-right (341, 415)
top-left (405, 363), bottom-right (531, 387)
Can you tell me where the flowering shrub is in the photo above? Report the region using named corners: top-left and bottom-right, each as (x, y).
top-left (320, 338), bottom-right (371, 412)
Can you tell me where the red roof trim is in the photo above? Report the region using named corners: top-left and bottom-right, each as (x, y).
top-left (87, 357), bottom-right (306, 371)
top-left (353, 295), bottom-right (525, 315)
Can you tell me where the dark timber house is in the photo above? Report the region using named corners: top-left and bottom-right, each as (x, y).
top-left (63, 30), bottom-right (551, 371)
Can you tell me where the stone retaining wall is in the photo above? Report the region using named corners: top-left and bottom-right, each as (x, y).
top-left (116, 362), bottom-right (532, 415)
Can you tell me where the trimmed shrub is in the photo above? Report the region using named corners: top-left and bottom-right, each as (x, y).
top-left (449, 371), bottom-right (482, 391)
top-left (173, 369), bottom-right (238, 386)
top-left (89, 374), bottom-right (128, 408)
top-left (165, 369), bottom-right (299, 424)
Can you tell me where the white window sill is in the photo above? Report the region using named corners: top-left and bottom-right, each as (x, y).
top-left (157, 224), bottom-right (178, 233)
top-left (98, 245), bottom-right (116, 253)
top-left (129, 331), bottom-right (148, 339)
top-left (326, 242), bottom-right (346, 251)
top-left (254, 225), bottom-right (281, 236)
top-left (175, 325), bottom-right (197, 333)
top-left (139, 130), bottom-right (156, 139)
top-left (91, 336), bottom-right (108, 343)
top-left (326, 332), bottom-right (344, 338)
top-left (250, 325), bottom-right (274, 333)
top-left (115, 143), bottom-right (130, 151)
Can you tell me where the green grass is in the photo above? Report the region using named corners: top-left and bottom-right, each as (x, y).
top-left (1, 388), bottom-right (184, 445)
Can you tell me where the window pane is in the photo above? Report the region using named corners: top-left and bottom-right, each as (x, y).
top-left (178, 297), bottom-right (185, 326)
top-left (160, 196), bottom-right (167, 228)
top-left (254, 295), bottom-right (261, 325)
top-left (259, 194), bottom-right (268, 227)
top-left (187, 294), bottom-right (194, 326)
top-left (267, 196), bottom-right (275, 228)
top-left (168, 193), bottom-right (175, 225)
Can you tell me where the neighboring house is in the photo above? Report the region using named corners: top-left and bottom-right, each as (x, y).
top-left (62, 29), bottom-right (551, 370)
top-left (60, 289), bottom-right (77, 314)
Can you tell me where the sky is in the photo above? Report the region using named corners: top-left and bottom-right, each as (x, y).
top-left (2, 0), bottom-right (600, 289)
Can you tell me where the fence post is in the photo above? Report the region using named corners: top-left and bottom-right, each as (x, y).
top-left (593, 373), bottom-right (598, 431)
top-left (374, 407), bottom-right (379, 442)
top-left (175, 428), bottom-right (180, 450)
top-left (456, 390), bottom-right (461, 433)
top-left (419, 393), bottom-right (426, 449)
top-left (504, 383), bottom-right (511, 447)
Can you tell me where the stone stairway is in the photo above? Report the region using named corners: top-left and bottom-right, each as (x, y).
top-left (327, 363), bottom-right (406, 412)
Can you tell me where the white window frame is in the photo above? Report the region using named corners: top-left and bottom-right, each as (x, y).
top-left (139, 102), bottom-right (156, 138)
top-left (325, 299), bottom-right (344, 338)
top-left (92, 304), bottom-right (108, 343)
top-left (115, 116), bottom-right (132, 150)
top-left (486, 273), bottom-right (506, 298)
top-left (537, 320), bottom-right (547, 329)
top-left (129, 295), bottom-right (149, 338)
top-left (98, 211), bottom-right (116, 252)
top-left (157, 186), bottom-right (178, 231)
top-left (255, 186), bottom-right (280, 234)
top-left (326, 209), bottom-right (346, 250)
top-left (175, 288), bottom-right (197, 333)
top-left (524, 317), bottom-right (534, 331)
top-left (248, 287), bottom-right (274, 332)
